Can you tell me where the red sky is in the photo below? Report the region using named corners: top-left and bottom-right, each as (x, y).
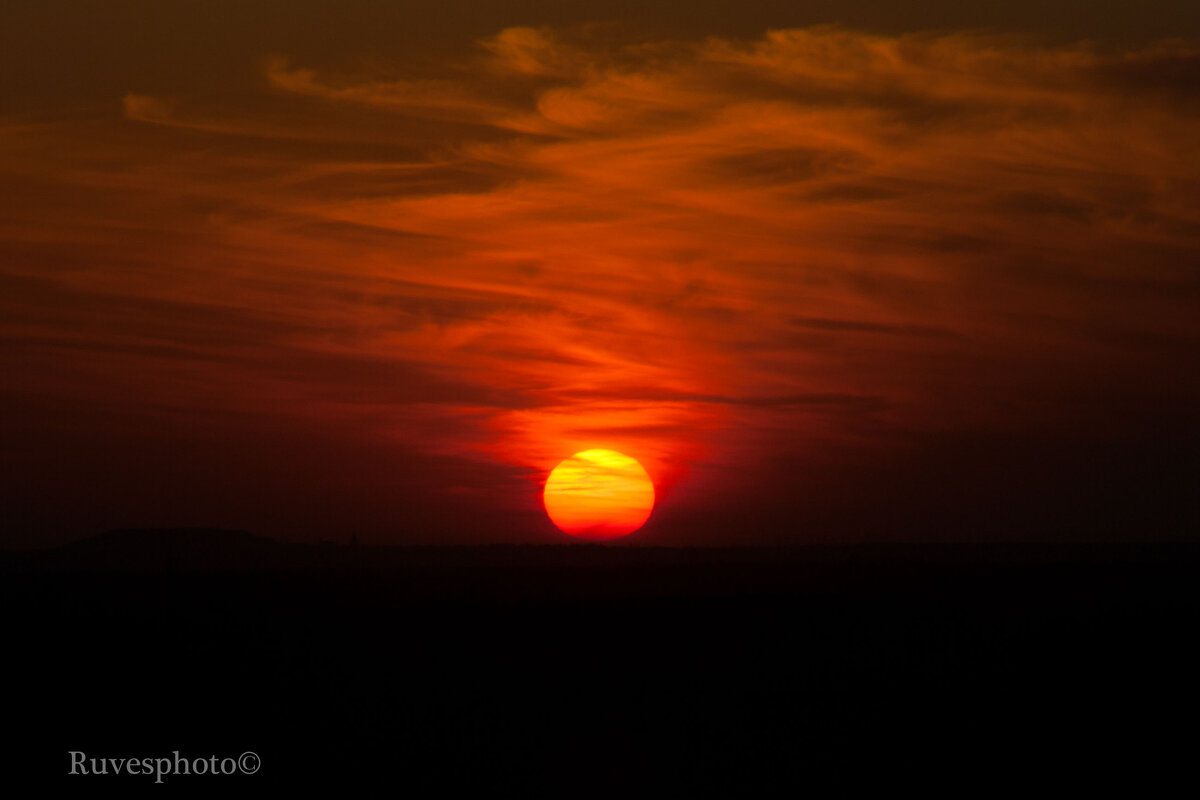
top-left (2, 3), bottom-right (1198, 545)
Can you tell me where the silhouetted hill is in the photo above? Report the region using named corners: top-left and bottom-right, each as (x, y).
top-left (4, 532), bottom-right (1198, 793)
top-left (5, 531), bottom-right (1199, 600)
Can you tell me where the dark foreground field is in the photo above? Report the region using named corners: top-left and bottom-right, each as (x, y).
top-left (4, 531), bottom-right (1199, 794)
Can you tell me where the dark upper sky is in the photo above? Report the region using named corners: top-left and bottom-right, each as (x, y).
top-left (2, 1), bottom-right (1198, 546)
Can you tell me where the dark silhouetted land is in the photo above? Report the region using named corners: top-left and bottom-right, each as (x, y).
top-left (4, 529), bottom-right (1198, 793)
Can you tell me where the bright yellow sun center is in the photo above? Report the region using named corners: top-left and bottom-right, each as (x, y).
top-left (543, 449), bottom-right (655, 540)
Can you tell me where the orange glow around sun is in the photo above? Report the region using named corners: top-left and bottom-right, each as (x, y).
top-left (543, 449), bottom-right (656, 540)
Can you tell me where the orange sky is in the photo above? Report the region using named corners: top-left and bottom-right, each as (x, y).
top-left (2, 6), bottom-right (1198, 545)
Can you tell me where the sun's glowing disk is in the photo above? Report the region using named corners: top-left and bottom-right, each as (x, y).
top-left (543, 449), bottom-right (655, 540)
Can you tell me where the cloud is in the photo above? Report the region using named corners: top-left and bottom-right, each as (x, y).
top-left (263, 56), bottom-right (515, 125)
top-left (121, 92), bottom-right (175, 124)
top-left (3, 25), bottom-right (1199, 540)
top-left (481, 26), bottom-right (578, 77)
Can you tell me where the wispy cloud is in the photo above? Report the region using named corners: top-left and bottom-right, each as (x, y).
top-left (2, 25), bottom-right (1198, 541)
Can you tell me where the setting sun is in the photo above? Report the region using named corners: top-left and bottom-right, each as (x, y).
top-left (543, 449), bottom-right (655, 540)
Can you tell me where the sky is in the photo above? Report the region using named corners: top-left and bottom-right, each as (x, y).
top-left (2, 2), bottom-right (1198, 546)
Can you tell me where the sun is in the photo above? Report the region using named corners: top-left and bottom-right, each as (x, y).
top-left (543, 449), bottom-right (655, 540)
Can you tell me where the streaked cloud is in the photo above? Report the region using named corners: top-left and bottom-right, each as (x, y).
top-left (2, 25), bottom-right (1198, 542)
